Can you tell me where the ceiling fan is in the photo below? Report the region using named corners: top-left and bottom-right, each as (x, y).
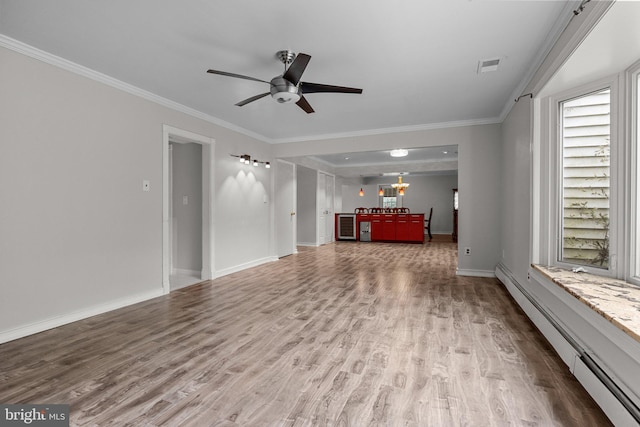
top-left (206, 50), bottom-right (363, 114)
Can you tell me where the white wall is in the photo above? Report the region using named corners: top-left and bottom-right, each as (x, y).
top-left (171, 142), bottom-right (202, 274)
top-left (342, 183), bottom-right (375, 213)
top-left (296, 165), bottom-right (318, 246)
top-left (499, 99), bottom-right (531, 284)
top-left (0, 46), bottom-right (274, 341)
top-left (341, 174), bottom-right (458, 233)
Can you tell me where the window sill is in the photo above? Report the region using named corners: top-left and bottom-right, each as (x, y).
top-left (532, 265), bottom-right (640, 344)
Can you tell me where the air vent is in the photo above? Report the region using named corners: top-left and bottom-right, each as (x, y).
top-left (477, 58), bottom-right (501, 73)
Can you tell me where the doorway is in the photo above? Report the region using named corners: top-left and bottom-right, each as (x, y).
top-left (318, 171), bottom-right (335, 245)
top-left (162, 125), bottom-right (215, 294)
top-left (276, 159), bottom-right (297, 257)
top-left (169, 142), bottom-right (203, 290)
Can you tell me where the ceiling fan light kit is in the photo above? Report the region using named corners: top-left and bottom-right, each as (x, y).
top-left (206, 50), bottom-right (362, 113)
top-left (270, 76), bottom-right (300, 104)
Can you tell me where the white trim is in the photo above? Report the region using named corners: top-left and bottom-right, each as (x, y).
top-left (0, 34), bottom-right (269, 143)
top-left (529, 1), bottom-right (614, 99)
top-left (455, 269), bottom-right (496, 278)
top-left (628, 61), bottom-right (640, 285)
top-left (172, 268), bottom-right (201, 277)
top-left (163, 125), bottom-right (215, 294)
top-left (498, 1), bottom-right (579, 124)
top-left (0, 34), bottom-right (504, 146)
top-left (276, 159), bottom-right (298, 258)
top-left (214, 256), bottom-right (278, 279)
top-left (297, 242), bottom-right (320, 247)
top-left (271, 117), bottom-right (500, 144)
top-left (545, 77), bottom-right (618, 277)
top-left (0, 289), bottom-right (163, 345)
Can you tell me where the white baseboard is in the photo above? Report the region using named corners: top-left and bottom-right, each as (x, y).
top-left (0, 288), bottom-right (164, 344)
top-left (171, 268), bottom-right (201, 277)
top-left (297, 242), bottom-right (320, 247)
top-left (455, 268), bottom-right (496, 277)
top-left (214, 256), bottom-right (278, 279)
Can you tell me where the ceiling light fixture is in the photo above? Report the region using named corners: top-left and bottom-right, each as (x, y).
top-left (270, 77), bottom-right (301, 104)
top-left (390, 149), bottom-right (408, 158)
top-left (391, 176), bottom-right (410, 194)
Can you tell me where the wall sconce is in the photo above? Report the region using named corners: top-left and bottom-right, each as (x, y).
top-left (230, 154), bottom-right (271, 169)
top-left (359, 188), bottom-right (364, 197)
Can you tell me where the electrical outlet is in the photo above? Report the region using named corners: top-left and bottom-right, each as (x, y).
top-left (142, 180), bottom-right (150, 192)
top-left (464, 247), bottom-right (471, 256)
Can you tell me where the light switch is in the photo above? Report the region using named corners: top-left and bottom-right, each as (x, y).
top-left (142, 180), bottom-right (150, 192)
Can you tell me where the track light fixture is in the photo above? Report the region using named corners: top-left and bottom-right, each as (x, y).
top-left (230, 154), bottom-right (271, 169)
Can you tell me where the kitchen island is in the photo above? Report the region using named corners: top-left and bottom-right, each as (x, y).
top-left (335, 212), bottom-right (424, 243)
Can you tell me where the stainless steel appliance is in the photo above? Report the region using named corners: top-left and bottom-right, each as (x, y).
top-left (359, 221), bottom-right (371, 242)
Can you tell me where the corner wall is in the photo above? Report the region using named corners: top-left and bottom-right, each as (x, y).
top-left (0, 45), bottom-right (274, 342)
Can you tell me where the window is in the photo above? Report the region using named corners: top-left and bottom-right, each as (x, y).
top-left (560, 89), bottom-right (611, 268)
top-left (539, 60), bottom-right (640, 286)
top-left (379, 186), bottom-right (397, 208)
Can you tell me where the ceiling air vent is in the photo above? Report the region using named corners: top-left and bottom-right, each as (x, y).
top-left (477, 58), bottom-right (501, 74)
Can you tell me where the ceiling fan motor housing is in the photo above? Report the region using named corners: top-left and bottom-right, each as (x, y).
top-left (270, 76), bottom-right (300, 103)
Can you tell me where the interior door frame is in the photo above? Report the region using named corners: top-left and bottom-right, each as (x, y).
top-left (317, 171), bottom-right (335, 245)
top-left (162, 125), bottom-right (215, 294)
top-left (275, 159), bottom-right (297, 257)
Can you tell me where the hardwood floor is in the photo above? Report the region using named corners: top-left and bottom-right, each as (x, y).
top-left (0, 241), bottom-right (612, 426)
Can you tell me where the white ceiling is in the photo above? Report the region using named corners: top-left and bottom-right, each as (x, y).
top-left (0, 0), bottom-right (573, 143)
top-left (307, 145), bottom-right (458, 178)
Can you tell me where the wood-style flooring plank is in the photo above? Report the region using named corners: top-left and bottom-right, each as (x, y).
top-left (0, 241), bottom-right (613, 426)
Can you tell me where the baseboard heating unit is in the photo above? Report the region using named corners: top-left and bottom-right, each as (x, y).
top-left (495, 263), bottom-right (640, 426)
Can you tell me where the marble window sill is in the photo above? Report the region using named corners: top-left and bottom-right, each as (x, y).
top-left (532, 265), bottom-right (640, 344)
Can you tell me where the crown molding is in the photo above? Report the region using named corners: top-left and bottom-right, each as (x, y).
top-left (0, 34), bottom-right (272, 143)
top-left (1, 33), bottom-right (505, 145)
top-left (499, 1), bottom-right (581, 122)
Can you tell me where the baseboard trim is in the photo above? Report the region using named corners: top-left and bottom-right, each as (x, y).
top-left (214, 256), bottom-right (278, 279)
top-left (0, 288), bottom-right (164, 344)
top-left (455, 268), bottom-right (496, 278)
top-left (296, 242), bottom-right (320, 247)
top-left (172, 268), bottom-right (201, 277)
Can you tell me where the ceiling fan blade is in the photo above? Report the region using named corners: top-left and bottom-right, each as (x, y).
top-left (300, 82), bottom-right (363, 94)
top-left (207, 69), bottom-right (269, 84)
top-left (296, 95), bottom-right (315, 114)
top-left (282, 53), bottom-right (311, 85)
top-left (235, 92), bottom-right (270, 106)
